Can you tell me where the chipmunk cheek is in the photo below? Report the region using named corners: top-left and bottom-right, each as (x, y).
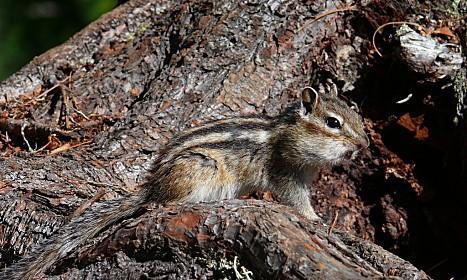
top-left (320, 140), bottom-right (348, 162)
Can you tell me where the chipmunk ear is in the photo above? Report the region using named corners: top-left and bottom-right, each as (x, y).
top-left (301, 87), bottom-right (319, 115)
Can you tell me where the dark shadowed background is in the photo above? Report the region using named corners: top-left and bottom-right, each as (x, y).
top-left (0, 0), bottom-right (119, 81)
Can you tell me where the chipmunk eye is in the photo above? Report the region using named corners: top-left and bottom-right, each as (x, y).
top-left (325, 117), bottom-right (341, 129)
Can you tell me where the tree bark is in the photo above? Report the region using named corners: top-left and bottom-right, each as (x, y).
top-left (46, 200), bottom-right (428, 279)
top-left (0, 0), bottom-right (464, 278)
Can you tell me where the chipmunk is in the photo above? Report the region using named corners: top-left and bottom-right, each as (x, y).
top-left (4, 87), bottom-right (369, 279)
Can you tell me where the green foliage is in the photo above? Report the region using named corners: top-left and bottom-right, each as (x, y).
top-left (0, 0), bottom-right (117, 81)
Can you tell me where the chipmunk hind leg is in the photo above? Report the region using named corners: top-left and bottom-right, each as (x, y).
top-left (159, 148), bottom-right (239, 203)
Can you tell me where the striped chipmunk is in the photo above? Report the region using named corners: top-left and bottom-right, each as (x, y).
top-left (6, 87), bottom-right (369, 279)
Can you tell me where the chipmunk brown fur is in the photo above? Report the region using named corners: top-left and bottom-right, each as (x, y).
top-left (4, 87), bottom-right (368, 279)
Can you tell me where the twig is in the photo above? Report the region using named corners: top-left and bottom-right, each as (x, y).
top-left (49, 143), bottom-right (71, 155)
top-left (233, 256), bottom-right (243, 279)
top-left (34, 76), bottom-right (71, 101)
top-left (395, 93), bottom-right (413, 104)
top-left (32, 139), bottom-right (52, 154)
top-left (0, 118), bottom-right (81, 139)
top-left (233, 256), bottom-right (253, 280)
top-left (327, 209), bottom-right (340, 236)
top-left (71, 188), bottom-right (107, 218)
top-left (71, 95), bottom-right (91, 121)
top-left (372, 21), bottom-right (424, 57)
top-left (241, 266), bottom-right (253, 280)
top-left (59, 85), bottom-right (72, 129)
top-left (49, 139), bottom-right (93, 155)
top-left (296, 6), bottom-right (357, 34)
top-left (20, 122), bottom-right (34, 152)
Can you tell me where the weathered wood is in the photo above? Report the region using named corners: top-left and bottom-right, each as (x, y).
top-left (0, 0), bottom-right (465, 278)
top-left (46, 200), bottom-right (429, 279)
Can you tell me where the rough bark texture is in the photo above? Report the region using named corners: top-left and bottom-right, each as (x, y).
top-left (48, 200), bottom-right (428, 279)
top-left (0, 0), bottom-right (465, 279)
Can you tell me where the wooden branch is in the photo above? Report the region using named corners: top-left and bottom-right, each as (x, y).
top-left (48, 200), bottom-right (429, 279)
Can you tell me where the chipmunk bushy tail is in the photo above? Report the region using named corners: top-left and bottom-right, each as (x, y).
top-left (2, 193), bottom-right (146, 280)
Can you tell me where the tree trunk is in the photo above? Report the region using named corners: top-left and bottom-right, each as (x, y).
top-left (0, 0), bottom-right (465, 279)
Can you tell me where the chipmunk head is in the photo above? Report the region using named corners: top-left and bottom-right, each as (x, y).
top-left (282, 87), bottom-right (369, 165)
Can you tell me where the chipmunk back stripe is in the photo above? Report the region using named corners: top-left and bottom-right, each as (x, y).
top-left (165, 129), bottom-right (271, 160)
top-left (236, 129), bottom-right (270, 144)
top-left (170, 132), bottom-right (233, 153)
top-left (154, 128), bottom-right (269, 164)
top-left (158, 128), bottom-right (269, 165)
top-left (195, 139), bottom-right (266, 151)
top-left (170, 119), bottom-right (272, 148)
top-left (179, 117), bottom-right (271, 137)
